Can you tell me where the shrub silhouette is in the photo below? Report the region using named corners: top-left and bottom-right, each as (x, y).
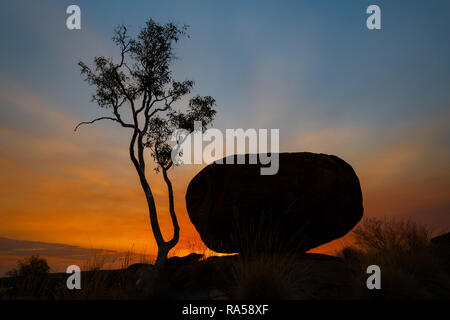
top-left (7, 255), bottom-right (50, 277)
top-left (340, 218), bottom-right (450, 299)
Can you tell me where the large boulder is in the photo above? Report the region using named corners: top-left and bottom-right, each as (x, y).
top-left (186, 152), bottom-right (363, 253)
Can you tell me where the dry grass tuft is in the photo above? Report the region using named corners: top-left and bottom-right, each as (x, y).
top-left (340, 217), bottom-right (450, 299)
top-left (231, 253), bottom-right (307, 300)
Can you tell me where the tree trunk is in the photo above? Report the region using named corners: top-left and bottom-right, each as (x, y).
top-left (161, 166), bottom-right (180, 248)
top-left (155, 243), bottom-right (171, 270)
top-left (137, 168), bottom-right (168, 269)
top-left (129, 122), bottom-right (180, 270)
top-left (153, 166), bottom-right (180, 270)
top-left (132, 160), bottom-right (180, 269)
top-left (129, 131), bottom-right (168, 269)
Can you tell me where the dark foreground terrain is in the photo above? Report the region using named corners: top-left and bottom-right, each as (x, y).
top-left (1, 222), bottom-right (449, 300)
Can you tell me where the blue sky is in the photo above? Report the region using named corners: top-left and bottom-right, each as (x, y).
top-left (0, 0), bottom-right (449, 254)
top-left (2, 1), bottom-right (449, 131)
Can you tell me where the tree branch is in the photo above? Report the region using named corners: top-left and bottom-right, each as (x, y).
top-left (147, 96), bottom-right (174, 118)
top-left (74, 117), bottom-right (121, 131)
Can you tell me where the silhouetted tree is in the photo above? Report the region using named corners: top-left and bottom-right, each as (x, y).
top-left (7, 255), bottom-right (50, 277)
top-left (75, 19), bottom-right (216, 268)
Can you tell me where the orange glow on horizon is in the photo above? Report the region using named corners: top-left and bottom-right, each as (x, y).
top-left (0, 81), bottom-right (448, 258)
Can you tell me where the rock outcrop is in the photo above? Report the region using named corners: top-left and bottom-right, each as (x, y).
top-left (186, 152), bottom-right (363, 253)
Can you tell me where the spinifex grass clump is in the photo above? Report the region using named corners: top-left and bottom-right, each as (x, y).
top-left (340, 218), bottom-right (450, 299)
top-left (228, 209), bottom-right (310, 299)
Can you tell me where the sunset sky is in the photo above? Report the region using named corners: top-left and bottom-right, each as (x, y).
top-left (0, 0), bottom-right (449, 272)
